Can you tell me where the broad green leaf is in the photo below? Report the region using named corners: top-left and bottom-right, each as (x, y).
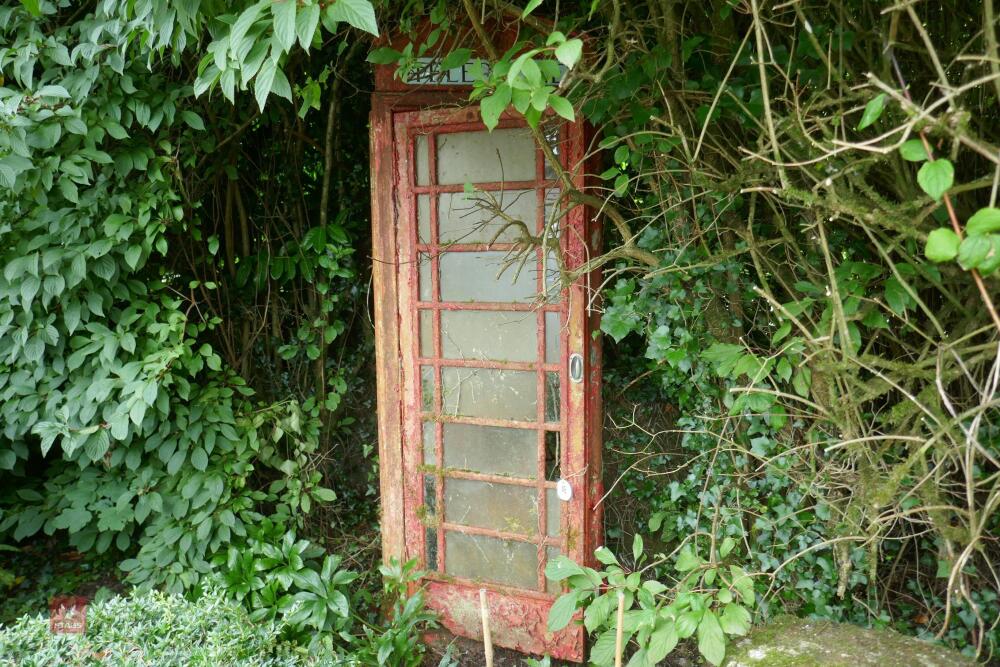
top-left (545, 555), bottom-right (585, 581)
top-left (589, 628), bottom-right (619, 666)
top-left (180, 110), bottom-right (205, 131)
top-left (856, 93), bottom-right (886, 130)
top-left (899, 139), bottom-right (928, 161)
top-left (676, 546), bottom-right (701, 572)
top-left (924, 227), bottom-right (960, 262)
top-left (548, 94), bottom-right (575, 122)
top-left (296, 3), bottom-right (321, 50)
top-left (718, 536), bottom-right (736, 559)
top-left (967, 207), bottom-right (1000, 236)
top-left (957, 234), bottom-right (993, 270)
top-left (367, 47), bottom-right (402, 64)
top-left (522, 0), bottom-right (545, 17)
top-left (255, 59), bottom-right (278, 110)
top-left (19, 0), bottom-right (41, 17)
top-left (594, 546), bottom-right (618, 565)
top-left (546, 590), bottom-right (581, 631)
top-left (632, 533), bottom-right (644, 562)
top-left (439, 48), bottom-right (472, 71)
top-left (272, 0), bottom-right (297, 52)
top-left (191, 446), bottom-right (208, 471)
top-left (327, 0), bottom-right (379, 36)
top-left (555, 38), bottom-right (583, 69)
top-left (647, 620), bottom-right (679, 663)
top-left (480, 83), bottom-right (512, 131)
top-left (917, 159), bottom-right (954, 201)
top-left (230, 1), bottom-right (267, 56)
top-left (719, 603), bottom-right (751, 636)
top-left (697, 610), bottom-right (726, 666)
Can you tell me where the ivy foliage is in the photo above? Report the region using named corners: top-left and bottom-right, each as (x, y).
top-left (0, 0), bottom-right (389, 646)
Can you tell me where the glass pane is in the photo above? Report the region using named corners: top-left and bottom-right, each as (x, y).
top-left (426, 527), bottom-right (438, 570)
top-left (546, 487), bottom-right (560, 538)
top-left (544, 251), bottom-right (561, 295)
top-left (439, 252), bottom-right (536, 303)
top-left (418, 194), bottom-right (431, 243)
top-left (421, 365), bottom-right (434, 412)
top-left (444, 478), bottom-right (538, 535)
top-left (441, 310), bottom-right (536, 363)
top-left (543, 125), bottom-right (560, 180)
top-left (424, 475), bottom-right (437, 516)
top-left (418, 253), bottom-right (432, 301)
top-left (441, 367), bottom-right (536, 421)
top-left (419, 310), bottom-right (434, 358)
top-left (544, 188), bottom-right (561, 237)
top-left (416, 134), bottom-right (430, 186)
top-left (445, 531), bottom-right (537, 589)
top-left (439, 190), bottom-right (535, 244)
top-left (545, 545), bottom-right (562, 594)
top-left (443, 423), bottom-right (536, 478)
top-left (544, 311), bottom-right (560, 364)
top-left (423, 421), bottom-right (436, 466)
top-left (545, 372), bottom-right (560, 423)
top-left (545, 431), bottom-right (560, 481)
top-left (436, 128), bottom-right (536, 184)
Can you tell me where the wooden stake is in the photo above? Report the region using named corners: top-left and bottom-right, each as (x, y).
top-left (480, 588), bottom-right (494, 667)
top-left (614, 590), bottom-right (626, 667)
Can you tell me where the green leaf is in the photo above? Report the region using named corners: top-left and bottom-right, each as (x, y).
top-left (19, 0), bottom-right (41, 17)
top-left (272, 0), bottom-right (297, 53)
top-left (545, 555), bottom-right (585, 581)
top-left (180, 111), bottom-right (205, 131)
top-left (327, 0), bottom-right (379, 36)
top-left (856, 93), bottom-right (886, 130)
top-left (296, 3), bottom-right (321, 50)
top-left (255, 59), bottom-right (278, 110)
top-left (594, 546), bottom-right (618, 566)
top-left (190, 446), bottom-right (208, 471)
top-left (718, 536), bottom-right (736, 559)
top-left (554, 38), bottom-right (583, 70)
top-left (957, 234), bottom-right (992, 270)
top-left (230, 1), bottom-right (267, 55)
top-left (367, 47), bottom-right (402, 65)
top-left (917, 159), bottom-right (954, 201)
top-left (967, 207), bottom-right (1000, 236)
top-left (632, 533), bottom-right (644, 562)
top-left (697, 610), bottom-right (726, 666)
top-left (548, 94), bottom-right (575, 122)
top-left (647, 620), bottom-right (679, 663)
top-left (546, 590), bottom-right (581, 632)
top-left (675, 546), bottom-right (701, 572)
top-left (899, 139), bottom-right (928, 162)
top-left (924, 227), bottom-right (960, 263)
top-left (522, 0), bottom-right (545, 18)
top-left (590, 628), bottom-right (619, 666)
top-left (480, 82), bottom-right (512, 132)
top-left (719, 603), bottom-right (751, 636)
top-left (439, 48), bottom-right (472, 71)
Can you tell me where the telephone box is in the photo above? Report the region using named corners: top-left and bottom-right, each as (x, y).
top-left (369, 26), bottom-right (602, 662)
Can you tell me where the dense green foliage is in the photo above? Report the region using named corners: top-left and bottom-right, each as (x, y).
top-left (2, 0), bottom-right (999, 665)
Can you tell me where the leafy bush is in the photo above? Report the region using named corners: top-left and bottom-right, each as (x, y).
top-left (0, 587), bottom-right (325, 667)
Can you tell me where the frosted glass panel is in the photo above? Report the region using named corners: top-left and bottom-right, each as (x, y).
top-left (438, 190), bottom-right (535, 243)
top-left (441, 367), bottom-right (536, 421)
top-left (441, 310), bottom-right (536, 362)
top-left (546, 487), bottom-right (560, 538)
top-left (544, 311), bottom-right (560, 364)
top-left (419, 310), bottom-right (433, 358)
top-left (443, 423), bottom-right (536, 478)
top-left (423, 421), bottom-right (435, 466)
top-left (439, 252), bottom-right (536, 303)
top-left (421, 366), bottom-right (434, 412)
top-left (444, 478), bottom-right (538, 535)
top-left (418, 253), bottom-right (432, 301)
top-left (544, 188), bottom-right (561, 237)
top-left (436, 128), bottom-right (536, 184)
top-left (445, 532), bottom-right (537, 589)
top-left (545, 372), bottom-right (560, 423)
top-left (416, 134), bottom-right (430, 186)
top-left (418, 195), bottom-right (431, 243)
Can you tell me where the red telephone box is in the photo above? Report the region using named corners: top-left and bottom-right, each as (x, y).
top-left (370, 27), bottom-right (602, 662)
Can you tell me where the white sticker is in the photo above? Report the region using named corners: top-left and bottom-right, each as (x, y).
top-left (556, 479), bottom-right (573, 502)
